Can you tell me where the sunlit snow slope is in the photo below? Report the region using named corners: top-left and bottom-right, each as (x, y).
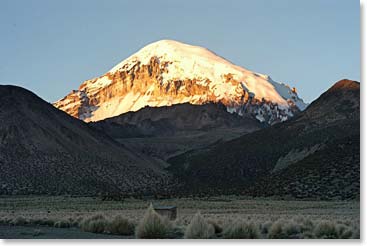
top-left (54, 40), bottom-right (307, 124)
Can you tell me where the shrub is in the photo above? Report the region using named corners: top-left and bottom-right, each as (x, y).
top-left (314, 221), bottom-right (338, 239)
top-left (184, 212), bottom-right (215, 239)
top-left (108, 215), bottom-right (135, 235)
top-left (80, 214), bottom-right (108, 234)
top-left (223, 220), bottom-right (260, 239)
top-left (135, 204), bottom-right (172, 239)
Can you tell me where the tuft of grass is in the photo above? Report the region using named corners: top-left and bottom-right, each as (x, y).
top-left (260, 221), bottom-right (273, 235)
top-left (299, 218), bottom-right (314, 233)
top-left (71, 216), bottom-right (84, 227)
top-left (268, 220), bottom-right (286, 239)
top-left (314, 220), bottom-right (338, 239)
top-left (336, 224), bottom-right (353, 239)
top-left (80, 214), bottom-right (108, 234)
top-left (223, 220), bottom-right (260, 239)
top-left (268, 219), bottom-right (308, 239)
top-left (283, 220), bottom-right (302, 239)
top-left (108, 215), bottom-right (135, 236)
top-left (184, 212), bottom-right (215, 239)
top-left (135, 204), bottom-right (173, 239)
top-left (0, 216), bottom-right (12, 224)
top-left (207, 219), bottom-right (223, 234)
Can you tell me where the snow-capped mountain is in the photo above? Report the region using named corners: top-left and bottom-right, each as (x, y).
top-left (54, 40), bottom-right (307, 124)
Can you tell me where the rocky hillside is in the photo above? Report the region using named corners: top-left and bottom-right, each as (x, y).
top-left (0, 85), bottom-right (171, 196)
top-left (90, 103), bottom-right (262, 160)
top-left (167, 79), bottom-right (360, 200)
top-left (54, 40), bottom-right (306, 125)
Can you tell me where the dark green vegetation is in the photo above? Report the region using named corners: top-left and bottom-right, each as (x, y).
top-left (0, 196), bottom-right (360, 239)
top-left (168, 80), bottom-right (360, 199)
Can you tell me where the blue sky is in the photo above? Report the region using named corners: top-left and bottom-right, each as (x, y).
top-left (0, 0), bottom-right (360, 103)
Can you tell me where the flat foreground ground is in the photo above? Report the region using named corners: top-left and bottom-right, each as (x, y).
top-left (0, 196), bottom-right (359, 239)
top-left (0, 225), bottom-right (129, 239)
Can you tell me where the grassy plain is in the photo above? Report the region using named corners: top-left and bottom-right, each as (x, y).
top-left (0, 196), bottom-right (359, 239)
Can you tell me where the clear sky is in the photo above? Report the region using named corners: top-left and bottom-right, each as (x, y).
top-left (0, 0), bottom-right (360, 103)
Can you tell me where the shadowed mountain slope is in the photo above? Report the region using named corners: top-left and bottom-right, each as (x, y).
top-left (0, 85), bottom-right (170, 196)
top-left (90, 103), bottom-right (262, 161)
top-left (167, 79), bottom-right (360, 200)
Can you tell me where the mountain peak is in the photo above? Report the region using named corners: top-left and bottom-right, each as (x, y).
top-left (0, 85), bottom-right (50, 112)
top-left (328, 79), bottom-right (360, 93)
top-left (297, 79), bottom-right (360, 124)
top-left (54, 40), bottom-right (307, 123)
top-left (109, 39), bottom-right (237, 74)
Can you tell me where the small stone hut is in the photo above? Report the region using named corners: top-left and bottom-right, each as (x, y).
top-left (153, 205), bottom-right (177, 220)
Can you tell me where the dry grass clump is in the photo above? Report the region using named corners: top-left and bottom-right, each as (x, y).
top-left (135, 204), bottom-right (173, 239)
top-left (108, 215), bottom-right (135, 235)
top-left (314, 220), bottom-right (338, 239)
top-left (261, 218), bottom-right (312, 239)
top-left (184, 212), bottom-right (215, 239)
top-left (265, 218), bottom-right (357, 239)
top-left (314, 220), bottom-right (357, 239)
top-left (260, 221), bottom-right (273, 234)
top-left (80, 214), bottom-right (108, 234)
top-left (207, 219), bottom-right (223, 234)
top-left (0, 216), bottom-right (12, 224)
top-left (336, 224), bottom-right (353, 239)
top-left (283, 220), bottom-right (302, 238)
top-left (70, 216), bottom-right (85, 227)
top-left (268, 220), bottom-right (286, 239)
top-left (268, 219), bottom-right (302, 239)
top-left (223, 220), bottom-right (260, 239)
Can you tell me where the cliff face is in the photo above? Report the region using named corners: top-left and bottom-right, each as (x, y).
top-left (54, 40), bottom-right (307, 124)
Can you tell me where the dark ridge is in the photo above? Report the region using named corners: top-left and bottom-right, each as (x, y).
top-left (0, 85), bottom-right (171, 196)
top-left (167, 79), bottom-right (360, 200)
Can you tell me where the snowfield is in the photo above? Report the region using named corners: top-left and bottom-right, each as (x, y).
top-left (55, 39), bottom-right (307, 123)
